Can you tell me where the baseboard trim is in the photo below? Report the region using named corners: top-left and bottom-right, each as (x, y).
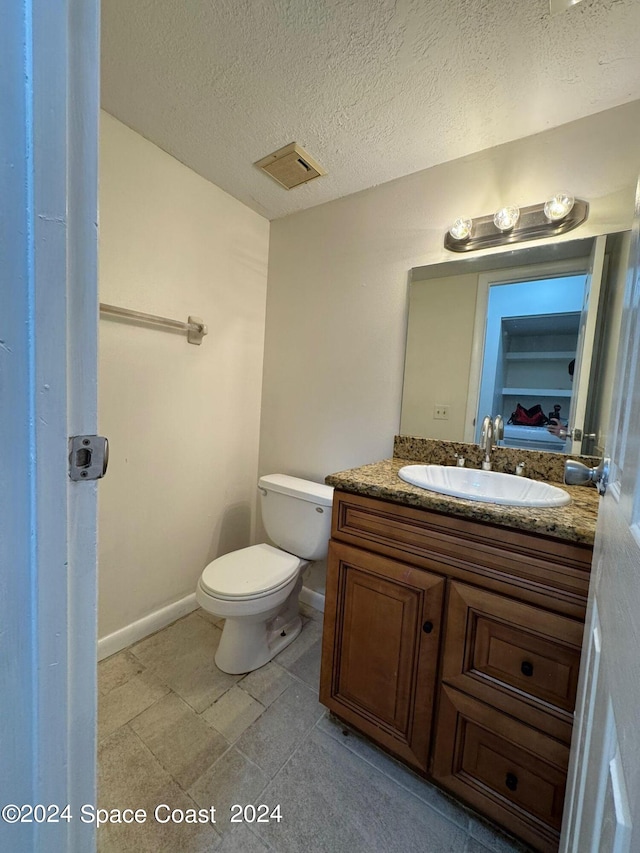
top-left (98, 593), bottom-right (199, 661)
top-left (299, 584), bottom-right (325, 614)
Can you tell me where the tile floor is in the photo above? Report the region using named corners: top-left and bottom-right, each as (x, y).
top-left (98, 603), bottom-right (533, 853)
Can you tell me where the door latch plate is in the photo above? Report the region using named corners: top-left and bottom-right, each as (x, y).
top-left (69, 435), bottom-right (109, 481)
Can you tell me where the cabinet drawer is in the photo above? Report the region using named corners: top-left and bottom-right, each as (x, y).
top-left (432, 686), bottom-right (569, 853)
top-left (442, 583), bottom-right (583, 740)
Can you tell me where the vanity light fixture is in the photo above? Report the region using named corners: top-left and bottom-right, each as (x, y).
top-left (445, 195), bottom-right (588, 253)
top-left (448, 217), bottom-right (473, 241)
top-left (543, 192), bottom-right (575, 222)
top-left (493, 205), bottom-right (520, 232)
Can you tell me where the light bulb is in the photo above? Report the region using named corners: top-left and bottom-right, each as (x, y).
top-left (544, 192), bottom-right (575, 222)
top-left (493, 205), bottom-right (520, 232)
top-left (449, 218), bottom-right (473, 241)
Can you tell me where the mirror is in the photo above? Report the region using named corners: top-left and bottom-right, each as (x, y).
top-left (401, 231), bottom-right (630, 456)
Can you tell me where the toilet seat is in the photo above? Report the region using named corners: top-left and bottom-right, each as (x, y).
top-left (200, 543), bottom-right (303, 601)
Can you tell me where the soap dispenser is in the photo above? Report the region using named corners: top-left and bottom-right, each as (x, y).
top-left (549, 404), bottom-right (562, 423)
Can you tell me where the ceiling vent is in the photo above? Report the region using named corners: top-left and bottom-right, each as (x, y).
top-left (255, 142), bottom-right (326, 190)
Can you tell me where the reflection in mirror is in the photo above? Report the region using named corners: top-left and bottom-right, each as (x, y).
top-left (477, 275), bottom-right (584, 452)
top-left (401, 232), bottom-right (630, 457)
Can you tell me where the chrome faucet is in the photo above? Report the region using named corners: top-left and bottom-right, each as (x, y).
top-left (493, 414), bottom-right (504, 445)
top-left (479, 415), bottom-right (494, 470)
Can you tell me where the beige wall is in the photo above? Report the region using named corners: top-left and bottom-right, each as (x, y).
top-left (99, 113), bottom-right (269, 638)
top-left (259, 101), bottom-right (640, 487)
top-left (401, 274), bottom-right (478, 441)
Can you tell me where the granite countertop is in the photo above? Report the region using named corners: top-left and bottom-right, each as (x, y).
top-left (325, 457), bottom-right (600, 546)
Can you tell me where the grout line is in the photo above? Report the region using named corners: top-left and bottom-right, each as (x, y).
top-left (121, 722), bottom-right (227, 850)
top-left (119, 722), bottom-right (175, 779)
top-left (250, 712), bottom-right (324, 783)
top-left (198, 696), bottom-right (267, 747)
top-left (104, 687), bottom-right (239, 803)
top-left (316, 714), bottom-right (474, 833)
top-left (184, 745), bottom-right (241, 806)
top-left (245, 821), bottom-right (280, 852)
top-left (97, 683), bottom-right (172, 745)
top-left (226, 745), bottom-right (273, 807)
top-left (97, 650), bottom-right (148, 696)
top-left (274, 665), bottom-right (317, 691)
top-left (232, 691), bottom-right (326, 784)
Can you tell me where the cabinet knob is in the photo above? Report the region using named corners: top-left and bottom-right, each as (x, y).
top-left (505, 772), bottom-right (518, 792)
top-left (520, 660), bottom-right (534, 677)
top-left (422, 621), bottom-right (434, 634)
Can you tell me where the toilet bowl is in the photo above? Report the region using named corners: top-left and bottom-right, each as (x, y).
top-left (196, 474), bottom-right (333, 674)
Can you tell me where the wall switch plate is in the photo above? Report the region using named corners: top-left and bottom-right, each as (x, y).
top-left (433, 405), bottom-right (450, 420)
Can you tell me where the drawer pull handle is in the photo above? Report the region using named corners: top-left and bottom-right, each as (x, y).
top-left (422, 621), bottom-right (434, 634)
top-left (505, 772), bottom-right (519, 792)
top-left (520, 660), bottom-right (534, 677)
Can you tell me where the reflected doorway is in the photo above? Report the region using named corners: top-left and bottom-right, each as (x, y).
top-left (475, 275), bottom-right (586, 452)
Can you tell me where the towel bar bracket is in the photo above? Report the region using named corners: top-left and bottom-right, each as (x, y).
top-left (187, 316), bottom-right (207, 346)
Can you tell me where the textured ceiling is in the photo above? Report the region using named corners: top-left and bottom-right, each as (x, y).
top-left (101, 0), bottom-right (640, 220)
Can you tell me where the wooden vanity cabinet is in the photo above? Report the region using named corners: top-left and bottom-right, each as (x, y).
top-left (320, 490), bottom-right (593, 853)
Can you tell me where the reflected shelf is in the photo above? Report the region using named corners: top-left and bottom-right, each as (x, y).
top-left (504, 351), bottom-right (576, 361)
top-left (502, 387), bottom-right (573, 397)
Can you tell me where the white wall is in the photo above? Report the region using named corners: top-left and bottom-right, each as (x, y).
top-left (259, 101), bottom-right (640, 485)
top-left (99, 113), bottom-right (269, 640)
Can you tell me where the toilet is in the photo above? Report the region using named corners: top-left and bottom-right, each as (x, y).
top-left (196, 474), bottom-right (334, 674)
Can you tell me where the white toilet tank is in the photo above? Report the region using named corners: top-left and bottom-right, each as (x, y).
top-left (258, 474), bottom-right (334, 561)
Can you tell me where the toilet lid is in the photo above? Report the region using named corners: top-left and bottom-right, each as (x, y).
top-left (200, 543), bottom-right (302, 599)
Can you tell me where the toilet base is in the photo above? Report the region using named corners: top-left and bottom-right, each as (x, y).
top-left (213, 573), bottom-right (304, 675)
top-left (266, 612), bottom-right (302, 661)
top-left (214, 613), bottom-right (302, 674)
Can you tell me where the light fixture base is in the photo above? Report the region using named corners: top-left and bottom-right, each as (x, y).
top-left (444, 198), bottom-right (588, 253)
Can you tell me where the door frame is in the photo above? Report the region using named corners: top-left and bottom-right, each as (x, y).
top-left (465, 255), bottom-right (593, 443)
top-left (0, 3), bottom-right (100, 851)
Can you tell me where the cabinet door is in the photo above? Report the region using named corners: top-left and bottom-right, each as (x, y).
top-left (320, 540), bottom-right (444, 773)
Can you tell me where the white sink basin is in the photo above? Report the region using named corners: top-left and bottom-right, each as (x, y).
top-left (398, 465), bottom-right (571, 508)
